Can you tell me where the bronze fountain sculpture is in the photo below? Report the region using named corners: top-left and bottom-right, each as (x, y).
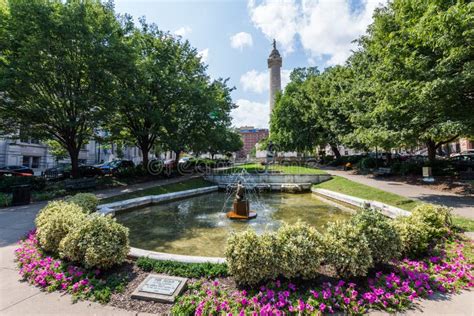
top-left (226, 180), bottom-right (257, 220)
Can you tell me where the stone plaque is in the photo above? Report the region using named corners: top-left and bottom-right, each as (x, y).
top-left (131, 274), bottom-right (188, 303)
top-left (141, 277), bottom-right (181, 295)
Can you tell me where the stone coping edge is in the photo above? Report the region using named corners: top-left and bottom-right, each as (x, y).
top-left (311, 188), bottom-right (411, 218)
top-left (97, 186), bottom-right (219, 216)
top-left (129, 247), bottom-right (226, 264)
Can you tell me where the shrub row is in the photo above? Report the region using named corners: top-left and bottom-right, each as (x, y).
top-left (0, 176), bottom-right (46, 192)
top-left (136, 257), bottom-right (228, 278)
top-left (35, 196), bottom-right (129, 269)
top-left (226, 205), bottom-right (452, 285)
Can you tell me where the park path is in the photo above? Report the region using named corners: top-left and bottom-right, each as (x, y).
top-left (323, 169), bottom-right (474, 219)
top-left (0, 174), bottom-right (473, 315)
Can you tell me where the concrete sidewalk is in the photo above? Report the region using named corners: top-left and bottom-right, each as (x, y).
top-left (324, 169), bottom-right (474, 219)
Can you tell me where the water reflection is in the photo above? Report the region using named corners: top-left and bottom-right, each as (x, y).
top-left (115, 192), bottom-right (351, 257)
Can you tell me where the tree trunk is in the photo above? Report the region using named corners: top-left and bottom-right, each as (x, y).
top-left (329, 143), bottom-right (342, 159)
top-left (141, 147), bottom-right (149, 169)
top-left (68, 147), bottom-right (80, 178)
top-left (426, 140), bottom-right (437, 164)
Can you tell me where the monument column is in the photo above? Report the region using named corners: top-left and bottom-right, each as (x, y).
top-left (267, 39), bottom-right (282, 114)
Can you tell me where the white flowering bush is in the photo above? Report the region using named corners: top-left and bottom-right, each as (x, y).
top-left (276, 222), bottom-right (324, 279)
top-left (59, 214), bottom-right (129, 269)
top-left (395, 204), bottom-right (452, 256)
top-left (65, 193), bottom-right (98, 213)
top-left (35, 201), bottom-right (86, 253)
top-left (323, 220), bottom-right (373, 278)
top-left (225, 230), bottom-right (279, 285)
top-left (351, 209), bottom-right (401, 264)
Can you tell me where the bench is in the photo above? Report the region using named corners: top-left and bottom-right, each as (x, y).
top-left (374, 167), bottom-right (392, 177)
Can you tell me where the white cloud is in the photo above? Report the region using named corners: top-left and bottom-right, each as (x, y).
top-left (248, 0), bottom-right (299, 54)
top-left (174, 26), bottom-right (192, 37)
top-left (198, 48), bottom-right (209, 63)
top-left (248, 0), bottom-right (385, 65)
top-left (232, 99), bottom-right (270, 128)
top-left (240, 69), bottom-right (291, 94)
top-left (230, 32), bottom-right (254, 50)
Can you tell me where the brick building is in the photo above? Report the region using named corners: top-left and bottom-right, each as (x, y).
top-left (237, 126), bottom-right (269, 159)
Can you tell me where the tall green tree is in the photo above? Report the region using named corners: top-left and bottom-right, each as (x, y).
top-left (0, 0), bottom-right (129, 177)
top-left (163, 77), bottom-right (236, 165)
top-left (112, 21), bottom-right (202, 168)
top-left (270, 67), bottom-right (322, 153)
top-left (350, 0), bottom-right (474, 162)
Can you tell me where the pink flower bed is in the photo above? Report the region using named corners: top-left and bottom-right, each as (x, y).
top-left (173, 239), bottom-right (473, 315)
top-left (15, 230), bottom-right (101, 300)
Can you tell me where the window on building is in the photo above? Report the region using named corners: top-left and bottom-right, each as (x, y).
top-left (22, 156), bottom-right (30, 167)
top-left (32, 157), bottom-right (40, 168)
top-left (22, 156), bottom-right (41, 168)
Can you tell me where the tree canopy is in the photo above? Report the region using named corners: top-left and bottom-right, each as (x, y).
top-left (270, 0), bottom-right (473, 163)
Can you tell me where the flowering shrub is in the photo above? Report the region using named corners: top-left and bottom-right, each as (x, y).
top-left (173, 239), bottom-right (474, 315)
top-left (276, 222), bottom-right (324, 279)
top-left (15, 230), bottom-right (127, 303)
top-left (226, 230), bottom-right (279, 285)
top-left (351, 209), bottom-right (401, 264)
top-left (395, 204), bottom-right (452, 256)
top-left (60, 214), bottom-right (129, 269)
top-left (65, 193), bottom-right (98, 213)
top-left (35, 201), bottom-right (86, 253)
top-left (324, 220), bottom-right (373, 277)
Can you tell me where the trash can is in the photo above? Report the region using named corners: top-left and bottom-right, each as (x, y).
top-left (11, 185), bottom-right (31, 206)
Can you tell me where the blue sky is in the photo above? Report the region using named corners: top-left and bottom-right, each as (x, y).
top-left (114, 0), bottom-right (385, 128)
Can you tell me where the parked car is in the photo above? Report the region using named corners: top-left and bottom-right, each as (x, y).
top-left (0, 170), bottom-right (33, 177)
top-left (43, 164), bottom-right (72, 180)
top-left (77, 165), bottom-right (104, 178)
top-left (449, 155), bottom-right (474, 172)
top-left (97, 160), bottom-right (134, 175)
top-left (451, 150), bottom-right (474, 157)
top-left (0, 165), bottom-right (34, 175)
top-left (44, 164), bottom-right (103, 179)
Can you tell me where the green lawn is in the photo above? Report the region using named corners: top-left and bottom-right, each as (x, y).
top-left (100, 178), bottom-right (213, 204)
top-left (313, 176), bottom-right (421, 210)
top-left (224, 163), bottom-right (327, 175)
top-left (313, 176), bottom-right (474, 232)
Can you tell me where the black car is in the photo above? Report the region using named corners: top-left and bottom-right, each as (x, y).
top-left (77, 165), bottom-right (104, 178)
top-left (44, 164), bottom-right (103, 179)
top-left (98, 160), bottom-right (135, 175)
top-left (43, 164), bottom-right (72, 180)
top-left (449, 155), bottom-right (474, 172)
top-left (0, 165), bottom-right (34, 175)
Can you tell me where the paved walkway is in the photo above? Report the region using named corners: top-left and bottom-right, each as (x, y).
top-left (0, 175), bottom-right (473, 315)
top-left (324, 169), bottom-right (474, 219)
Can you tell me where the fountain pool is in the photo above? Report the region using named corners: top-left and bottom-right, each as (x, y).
top-left (115, 191), bottom-right (351, 257)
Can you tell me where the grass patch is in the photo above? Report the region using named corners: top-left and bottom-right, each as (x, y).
top-left (314, 176), bottom-right (474, 232)
top-left (313, 176), bottom-right (420, 211)
top-left (452, 216), bottom-right (474, 232)
top-left (223, 163), bottom-right (327, 175)
top-left (136, 257), bottom-right (228, 278)
top-left (100, 178), bottom-right (213, 204)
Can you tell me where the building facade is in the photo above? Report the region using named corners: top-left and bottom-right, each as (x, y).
top-left (0, 135), bottom-right (145, 175)
top-left (237, 126), bottom-right (269, 159)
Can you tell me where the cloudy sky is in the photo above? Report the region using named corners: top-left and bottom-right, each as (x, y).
top-left (114, 0), bottom-right (386, 128)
